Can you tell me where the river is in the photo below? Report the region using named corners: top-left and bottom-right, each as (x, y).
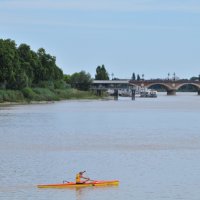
top-left (1, 93), bottom-right (200, 200)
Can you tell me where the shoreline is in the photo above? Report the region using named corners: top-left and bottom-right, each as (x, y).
top-left (0, 88), bottom-right (104, 106)
top-left (0, 97), bottom-right (112, 106)
top-left (0, 100), bottom-right (55, 106)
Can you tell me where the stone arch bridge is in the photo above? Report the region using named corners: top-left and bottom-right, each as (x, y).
top-left (92, 80), bottom-right (200, 95)
top-left (130, 80), bottom-right (200, 95)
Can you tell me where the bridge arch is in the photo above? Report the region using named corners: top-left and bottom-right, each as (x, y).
top-left (175, 83), bottom-right (200, 90)
top-left (146, 83), bottom-right (172, 91)
top-left (130, 82), bottom-right (172, 90)
top-left (146, 83), bottom-right (176, 95)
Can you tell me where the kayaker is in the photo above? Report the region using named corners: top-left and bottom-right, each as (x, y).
top-left (76, 171), bottom-right (90, 184)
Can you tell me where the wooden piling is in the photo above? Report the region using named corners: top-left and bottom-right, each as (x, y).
top-left (131, 89), bottom-right (135, 100)
top-left (114, 89), bottom-right (118, 100)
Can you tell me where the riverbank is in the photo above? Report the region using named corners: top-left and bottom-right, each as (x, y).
top-left (0, 88), bottom-right (100, 104)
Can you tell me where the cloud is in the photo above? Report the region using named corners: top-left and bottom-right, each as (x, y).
top-left (1, 0), bottom-right (200, 13)
top-left (0, 12), bottom-right (192, 32)
top-left (1, 0), bottom-right (199, 31)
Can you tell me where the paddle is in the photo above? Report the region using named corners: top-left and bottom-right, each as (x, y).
top-left (82, 172), bottom-right (99, 183)
top-left (63, 180), bottom-right (70, 184)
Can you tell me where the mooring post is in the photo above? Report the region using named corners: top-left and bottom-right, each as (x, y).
top-left (114, 89), bottom-right (118, 100)
top-left (131, 89), bottom-right (135, 100)
top-left (97, 89), bottom-right (102, 96)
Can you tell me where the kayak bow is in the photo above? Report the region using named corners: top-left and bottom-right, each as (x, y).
top-left (37, 180), bottom-right (119, 188)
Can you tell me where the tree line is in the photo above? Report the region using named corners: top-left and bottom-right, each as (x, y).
top-left (64, 65), bottom-right (109, 91)
top-left (0, 38), bottom-right (111, 92)
top-left (0, 39), bottom-right (63, 90)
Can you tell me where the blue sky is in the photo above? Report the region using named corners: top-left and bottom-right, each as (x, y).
top-left (1, 0), bottom-right (200, 79)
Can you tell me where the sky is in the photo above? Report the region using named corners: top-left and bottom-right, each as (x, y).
top-left (1, 0), bottom-right (200, 79)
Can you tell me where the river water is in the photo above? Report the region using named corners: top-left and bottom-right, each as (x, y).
top-left (1, 93), bottom-right (200, 200)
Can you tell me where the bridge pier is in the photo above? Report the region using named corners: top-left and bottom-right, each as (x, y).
top-left (198, 90), bottom-right (200, 95)
top-left (167, 90), bottom-right (176, 95)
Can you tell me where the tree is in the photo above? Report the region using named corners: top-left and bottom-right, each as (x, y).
top-left (137, 74), bottom-right (140, 81)
top-left (37, 48), bottom-right (63, 82)
top-left (30, 50), bottom-right (42, 84)
top-left (0, 38), bottom-right (64, 89)
top-left (17, 44), bottom-right (34, 86)
top-left (0, 39), bottom-right (23, 89)
top-left (95, 65), bottom-right (109, 80)
top-left (131, 73), bottom-right (136, 80)
top-left (64, 74), bottom-right (71, 84)
top-left (190, 76), bottom-right (199, 81)
top-left (70, 71), bottom-right (92, 91)
top-left (142, 74), bottom-right (144, 80)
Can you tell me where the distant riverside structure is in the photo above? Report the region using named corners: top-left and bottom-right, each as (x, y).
top-left (91, 79), bottom-right (200, 97)
top-left (91, 80), bottom-right (135, 100)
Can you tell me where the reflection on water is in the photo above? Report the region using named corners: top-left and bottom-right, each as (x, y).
top-left (74, 186), bottom-right (119, 200)
top-left (1, 93), bottom-right (200, 200)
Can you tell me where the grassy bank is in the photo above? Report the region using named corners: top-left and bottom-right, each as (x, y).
top-left (0, 88), bottom-right (99, 103)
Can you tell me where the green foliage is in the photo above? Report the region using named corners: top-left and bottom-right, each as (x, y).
top-left (95, 65), bottom-right (109, 80)
top-left (63, 74), bottom-right (71, 84)
top-left (0, 38), bottom-right (63, 90)
top-left (21, 87), bottom-right (37, 100)
top-left (0, 38), bottom-right (108, 103)
top-left (17, 44), bottom-right (34, 85)
top-left (8, 70), bottom-right (29, 89)
top-left (32, 88), bottom-right (59, 101)
top-left (54, 80), bottom-right (67, 89)
top-left (0, 87), bottom-right (99, 103)
top-left (54, 89), bottom-right (76, 99)
top-left (36, 81), bottom-right (55, 90)
top-left (36, 48), bottom-right (63, 82)
top-left (70, 71), bottom-right (92, 91)
top-left (0, 39), bottom-right (21, 89)
top-left (0, 90), bottom-right (24, 102)
top-left (33, 80), bottom-right (67, 90)
top-left (55, 89), bottom-right (98, 99)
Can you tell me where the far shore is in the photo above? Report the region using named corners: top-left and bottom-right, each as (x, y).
top-left (0, 101), bottom-right (55, 106)
top-left (0, 87), bottom-right (105, 105)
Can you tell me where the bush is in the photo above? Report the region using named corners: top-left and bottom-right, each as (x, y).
top-left (0, 90), bottom-right (4, 102)
top-left (54, 80), bottom-right (67, 89)
top-left (0, 88), bottom-right (99, 103)
top-left (22, 87), bottom-right (37, 100)
top-left (55, 88), bottom-right (98, 99)
top-left (32, 88), bottom-right (59, 101)
top-left (0, 90), bottom-right (24, 102)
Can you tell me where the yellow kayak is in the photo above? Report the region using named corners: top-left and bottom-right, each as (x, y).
top-left (37, 180), bottom-right (119, 188)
